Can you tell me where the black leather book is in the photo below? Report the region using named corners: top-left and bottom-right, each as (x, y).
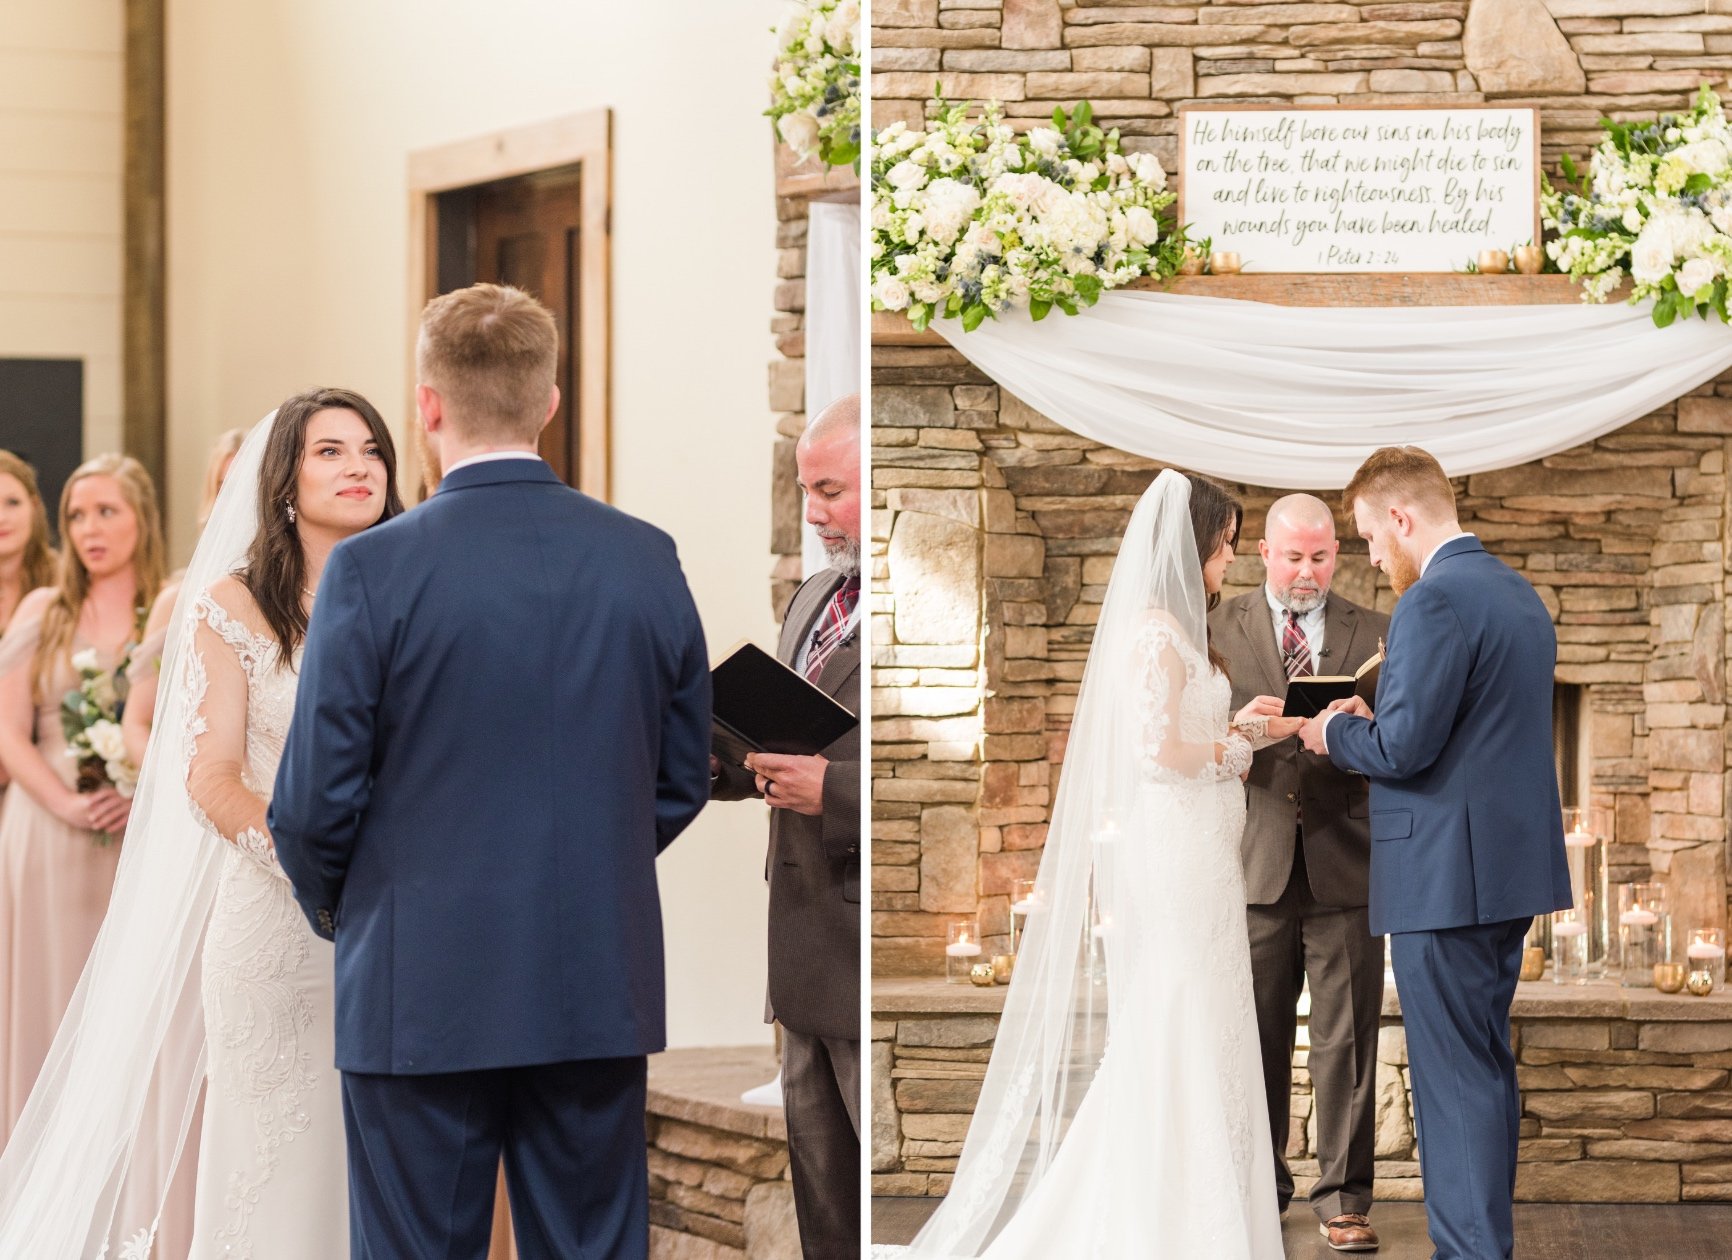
top-left (711, 641), bottom-right (857, 769)
top-left (1282, 652), bottom-right (1383, 719)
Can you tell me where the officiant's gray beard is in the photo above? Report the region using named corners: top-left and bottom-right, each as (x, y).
top-left (824, 534), bottom-right (861, 577)
top-left (1272, 580), bottom-right (1327, 615)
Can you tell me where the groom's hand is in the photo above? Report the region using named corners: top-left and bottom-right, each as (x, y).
top-left (745, 752), bottom-right (828, 816)
top-left (1299, 715), bottom-right (1330, 756)
top-left (1328, 695), bottom-right (1373, 720)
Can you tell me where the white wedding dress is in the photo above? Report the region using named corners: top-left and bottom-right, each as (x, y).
top-left (879, 471), bottom-right (1282, 1260)
top-left (182, 588), bottom-right (346, 1257)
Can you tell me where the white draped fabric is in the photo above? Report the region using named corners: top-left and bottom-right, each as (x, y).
top-left (933, 290), bottom-right (1732, 488)
top-left (802, 199), bottom-right (861, 578)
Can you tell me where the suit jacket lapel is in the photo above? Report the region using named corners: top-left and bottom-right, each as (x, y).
top-left (1326, 598), bottom-right (1360, 672)
top-left (1241, 593), bottom-right (1287, 694)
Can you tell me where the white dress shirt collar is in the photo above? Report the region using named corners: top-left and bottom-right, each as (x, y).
top-left (442, 450), bottom-right (543, 478)
top-left (1420, 531), bottom-right (1476, 578)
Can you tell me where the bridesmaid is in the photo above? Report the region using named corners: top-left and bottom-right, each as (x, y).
top-left (0, 452), bottom-right (57, 802)
top-left (0, 454), bottom-right (164, 1136)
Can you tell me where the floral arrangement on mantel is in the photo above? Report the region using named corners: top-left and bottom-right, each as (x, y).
top-left (1544, 84), bottom-right (1732, 327)
top-left (870, 99), bottom-right (1188, 333)
top-left (766, 0), bottom-right (860, 170)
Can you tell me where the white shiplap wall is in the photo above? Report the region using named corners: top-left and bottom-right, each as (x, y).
top-left (0, 2), bottom-right (123, 459)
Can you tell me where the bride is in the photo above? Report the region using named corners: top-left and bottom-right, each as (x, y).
top-left (0, 391), bottom-right (403, 1257)
top-left (883, 469), bottom-right (1299, 1259)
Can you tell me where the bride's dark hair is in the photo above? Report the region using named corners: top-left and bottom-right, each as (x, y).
top-left (1183, 471), bottom-right (1242, 676)
top-left (240, 387), bottom-right (404, 659)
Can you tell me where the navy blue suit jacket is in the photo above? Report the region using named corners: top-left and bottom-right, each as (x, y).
top-left (269, 459), bottom-right (712, 1074)
top-left (1324, 536), bottom-right (1571, 936)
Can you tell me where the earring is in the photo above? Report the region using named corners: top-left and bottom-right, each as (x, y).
top-left (285, 501), bottom-right (297, 524)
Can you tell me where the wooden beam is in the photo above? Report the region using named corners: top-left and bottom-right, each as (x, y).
top-left (123, 0), bottom-right (166, 498)
top-left (872, 274), bottom-right (1604, 346)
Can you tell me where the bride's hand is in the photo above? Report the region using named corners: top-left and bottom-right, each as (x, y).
top-left (1234, 696), bottom-right (1284, 726)
top-left (1265, 716), bottom-right (1307, 742)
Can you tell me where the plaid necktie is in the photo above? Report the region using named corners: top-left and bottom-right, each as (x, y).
top-left (1282, 610), bottom-right (1313, 680)
top-left (805, 575), bottom-right (860, 684)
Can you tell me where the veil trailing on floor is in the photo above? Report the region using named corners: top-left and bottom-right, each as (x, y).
top-left (0, 413), bottom-right (275, 1257)
top-left (898, 469), bottom-right (1214, 1256)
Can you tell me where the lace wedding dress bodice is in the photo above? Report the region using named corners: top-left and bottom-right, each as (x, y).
top-left (182, 590), bottom-right (347, 1259)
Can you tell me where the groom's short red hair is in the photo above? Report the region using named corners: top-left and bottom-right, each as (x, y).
top-left (418, 283), bottom-right (558, 443)
top-left (1343, 446), bottom-right (1456, 518)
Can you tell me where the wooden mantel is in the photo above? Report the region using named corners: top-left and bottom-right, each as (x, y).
top-left (872, 273), bottom-right (1602, 346)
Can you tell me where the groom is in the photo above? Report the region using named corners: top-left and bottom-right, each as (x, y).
top-left (271, 283), bottom-right (713, 1259)
top-left (1300, 447), bottom-right (1571, 1260)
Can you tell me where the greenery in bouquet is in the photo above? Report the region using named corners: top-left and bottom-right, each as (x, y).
top-left (1543, 84), bottom-right (1732, 327)
top-left (60, 647), bottom-right (135, 845)
top-left (870, 98), bottom-right (1188, 333)
top-left (766, 0), bottom-right (860, 170)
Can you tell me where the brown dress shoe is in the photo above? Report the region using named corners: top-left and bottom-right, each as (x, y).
top-left (1319, 1213), bottom-right (1379, 1251)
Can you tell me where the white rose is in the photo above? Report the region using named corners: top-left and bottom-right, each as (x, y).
top-left (1679, 256), bottom-right (1719, 295)
top-left (1622, 206), bottom-right (1644, 234)
top-left (71, 648), bottom-right (99, 674)
top-left (1630, 214), bottom-right (1678, 286)
top-left (873, 275), bottom-right (912, 310)
top-left (777, 110), bottom-right (821, 156)
top-left (87, 719), bottom-right (127, 765)
top-left (903, 212), bottom-right (925, 241)
top-left (887, 159), bottom-right (928, 192)
top-left (1666, 127), bottom-right (1683, 144)
top-left (1122, 205), bottom-right (1160, 248)
top-left (1026, 128), bottom-right (1062, 157)
top-left (1128, 152), bottom-right (1167, 191)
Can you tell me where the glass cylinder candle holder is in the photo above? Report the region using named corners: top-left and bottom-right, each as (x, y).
top-left (1617, 883), bottom-right (1667, 988)
top-left (1009, 878), bottom-right (1038, 956)
top-left (1561, 806), bottom-right (1612, 978)
top-left (946, 918), bottom-right (983, 984)
top-left (1551, 908), bottom-right (1590, 984)
top-left (1687, 928), bottom-right (1726, 990)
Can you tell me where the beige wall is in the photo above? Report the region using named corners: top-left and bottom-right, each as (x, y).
top-left (0, 0), bottom-right (123, 456)
top-left (167, 0), bottom-right (789, 1047)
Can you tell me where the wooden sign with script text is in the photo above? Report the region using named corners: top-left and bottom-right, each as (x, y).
top-left (1177, 105), bottom-right (1540, 273)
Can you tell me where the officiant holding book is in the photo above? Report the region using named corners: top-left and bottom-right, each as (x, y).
top-left (1210, 493), bottom-right (1390, 1253)
top-left (711, 393), bottom-right (861, 1260)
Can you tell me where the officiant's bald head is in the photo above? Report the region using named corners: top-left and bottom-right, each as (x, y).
top-left (1260, 494), bottom-right (1339, 614)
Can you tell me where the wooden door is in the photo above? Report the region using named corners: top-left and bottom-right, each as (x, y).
top-left (471, 170), bottom-right (584, 487)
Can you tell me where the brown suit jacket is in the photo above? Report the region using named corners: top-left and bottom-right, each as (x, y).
top-left (714, 569), bottom-right (860, 1041)
top-left (1210, 589), bottom-right (1389, 908)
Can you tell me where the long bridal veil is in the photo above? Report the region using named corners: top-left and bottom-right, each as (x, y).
top-left (0, 414), bottom-right (274, 1257)
top-left (899, 469), bottom-right (1212, 1256)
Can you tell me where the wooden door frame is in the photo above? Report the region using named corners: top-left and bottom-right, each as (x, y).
top-left (405, 110), bottom-right (612, 500)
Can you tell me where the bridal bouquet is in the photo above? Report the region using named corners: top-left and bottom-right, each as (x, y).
top-left (766, 0), bottom-right (860, 169)
top-left (61, 647), bottom-right (136, 844)
top-left (1543, 84), bottom-right (1732, 327)
top-left (870, 98), bottom-right (1185, 333)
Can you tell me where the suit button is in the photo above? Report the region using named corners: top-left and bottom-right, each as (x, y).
top-left (1286, 792), bottom-right (1297, 803)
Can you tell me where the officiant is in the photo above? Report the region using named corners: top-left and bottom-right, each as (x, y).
top-left (711, 393), bottom-right (860, 1260)
top-left (1210, 493), bottom-right (1389, 1253)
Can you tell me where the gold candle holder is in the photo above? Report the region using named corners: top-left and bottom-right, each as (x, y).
top-left (1654, 961), bottom-right (1687, 993)
top-left (1513, 245), bottom-right (1544, 275)
top-left (1477, 249), bottom-right (1510, 275)
top-left (1520, 947), bottom-right (1546, 983)
top-left (970, 962), bottom-right (997, 987)
top-left (1687, 968), bottom-right (1716, 997)
top-left (1208, 250), bottom-right (1242, 275)
top-left (991, 954), bottom-right (1015, 984)
top-left (1177, 249), bottom-right (1205, 276)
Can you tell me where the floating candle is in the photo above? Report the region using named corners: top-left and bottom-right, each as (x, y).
top-left (1552, 921), bottom-right (1588, 937)
top-left (1620, 909), bottom-right (1659, 927)
top-left (1687, 941), bottom-right (1724, 961)
top-left (945, 942), bottom-right (983, 958)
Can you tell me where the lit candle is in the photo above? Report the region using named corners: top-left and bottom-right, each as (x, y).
top-left (1564, 826), bottom-right (1596, 848)
top-left (1620, 909), bottom-right (1659, 927)
top-left (1552, 921), bottom-right (1588, 938)
top-left (1687, 941), bottom-right (1724, 961)
top-left (1011, 899), bottom-right (1036, 916)
top-left (945, 941), bottom-right (982, 957)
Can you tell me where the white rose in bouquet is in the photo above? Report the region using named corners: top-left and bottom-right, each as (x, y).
top-left (887, 159), bottom-right (928, 192)
top-left (1678, 256), bottom-right (1720, 294)
top-left (72, 648), bottom-right (100, 674)
top-left (1027, 128), bottom-right (1062, 157)
top-left (86, 719), bottom-right (127, 766)
top-left (777, 110), bottom-right (821, 156)
top-left (873, 275), bottom-right (912, 311)
top-left (1129, 152), bottom-right (1167, 191)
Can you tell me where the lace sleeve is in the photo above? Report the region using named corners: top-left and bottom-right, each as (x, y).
top-left (1135, 616), bottom-right (1252, 784)
top-left (183, 594), bottom-right (284, 879)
